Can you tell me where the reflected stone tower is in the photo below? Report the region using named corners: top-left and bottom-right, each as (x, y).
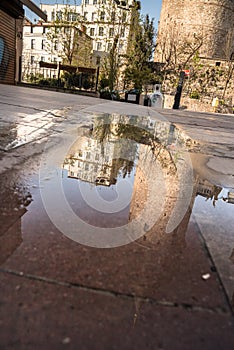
top-left (155, 0), bottom-right (234, 62)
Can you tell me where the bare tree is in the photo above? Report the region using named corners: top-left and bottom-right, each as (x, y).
top-left (46, 4), bottom-right (93, 67)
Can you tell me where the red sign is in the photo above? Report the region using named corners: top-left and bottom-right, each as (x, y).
top-left (183, 69), bottom-right (190, 76)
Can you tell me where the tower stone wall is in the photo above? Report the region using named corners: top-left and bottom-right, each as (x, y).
top-left (155, 0), bottom-right (234, 61)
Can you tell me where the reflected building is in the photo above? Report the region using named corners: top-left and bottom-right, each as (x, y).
top-left (0, 175), bottom-right (32, 265)
top-left (62, 114), bottom-right (233, 238)
top-left (0, 219), bottom-right (22, 266)
top-left (63, 114), bottom-right (138, 186)
top-left (63, 136), bottom-right (118, 186)
top-left (224, 191), bottom-right (234, 205)
top-left (196, 179), bottom-right (222, 206)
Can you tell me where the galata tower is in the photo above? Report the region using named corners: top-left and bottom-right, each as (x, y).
top-left (155, 0), bottom-right (234, 62)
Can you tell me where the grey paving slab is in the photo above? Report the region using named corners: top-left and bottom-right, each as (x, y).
top-left (0, 272), bottom-right (234, 350)
top-left (192, 196), bottom-right (234, 305)
top-left (0, 84), bottom-right (234, 349)
top-left (0, 164), bottom-right (231, 312)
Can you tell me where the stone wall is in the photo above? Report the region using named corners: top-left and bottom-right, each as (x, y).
top-left (155, 0), bottom-right (234, 61)
top-left (163, 94), bottom-right (233, 114)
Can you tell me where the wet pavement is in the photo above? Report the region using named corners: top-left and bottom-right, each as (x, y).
top-left (0, 84), bottom-right (234, 349)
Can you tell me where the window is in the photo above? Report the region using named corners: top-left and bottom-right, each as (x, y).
top-left (67, 12), bottom-right (78, 21)
top-left (54, 40), bottom-right (58, 51)
top-left (97, 42), bottom-right (102, 50)
top-left (67, 12), bottom-right (72, 21)
top-left (72, 13), bottom-right (78, 21)
top-left (85, 0), bottom-right (89, 4)
top-left (91, 12), bottom-right (96, 21)
top-left (56, 11), bottom-right (62, 20)
top-left (122, 12), bottom-right (127, 22)
top-left (100, 12), bottom-right (105, 21)
top-left (31, 39), bottom-right (35, 49)
top-left (93, 0), bottom-right (97, 4)
top-left (55, 26), bottom-right (61, 34)
top-left (84, 12), bottom-right (88, 20)
top-left (43, 26), bottom-right (46, 34)
top-left (64, 27), bottom-right (71, 34)
top-left (96, 56), bottom-right (101, 65)
top-left (54, 57), bottom-right (57, 63)
top-left (109, 28), bottom-right (114, 37)
top-left (41, 56), bottom-right (45, 62)
top-left (120, 28), bottom-right (125, 37)
top-left (30, 26), bottom-right (33, 33)
top-left (111, 11), bottom-right (115, 22)
top-left (31, 56), bottom-right (35, 64)
top-left (90, 28), bottom-right (95, 36)
top-left (41, 39), bottom-right (45, 50)
top-left (107, 43), bottom-right (112, 51)
top-left (98, 27), bottom-right (104, 36)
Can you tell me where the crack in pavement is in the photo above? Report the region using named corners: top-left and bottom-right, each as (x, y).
top-left (0, 101), bottom-right (65, 118)
top-left (0, 268), bottom-right (231, 316)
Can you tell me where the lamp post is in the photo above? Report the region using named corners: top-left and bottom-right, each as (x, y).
top-left (172, 71), bottom-right (185, 110)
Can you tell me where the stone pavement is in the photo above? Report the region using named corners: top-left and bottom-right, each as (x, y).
top-left (0, 84), bottom-right (234, 350)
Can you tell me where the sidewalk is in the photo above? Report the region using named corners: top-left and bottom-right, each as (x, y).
top-left (0, 84), bottom-right (234, 350)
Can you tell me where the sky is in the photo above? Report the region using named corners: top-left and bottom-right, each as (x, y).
top-left (26, 0), bottom-right (162, 28)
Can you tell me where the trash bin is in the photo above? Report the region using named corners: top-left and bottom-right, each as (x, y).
top-left (125, 89), bottom-right (140, 104)
top-left (143, 95), bottom-right (151, 106)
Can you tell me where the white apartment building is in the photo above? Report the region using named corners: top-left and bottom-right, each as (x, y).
top-left (22, 18), bottom-right (93, 81)
top-left (22, 20), bottom-right (57, 80)
top-left (22, 0), bottom-right (139, 82)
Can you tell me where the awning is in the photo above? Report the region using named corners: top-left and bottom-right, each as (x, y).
top-left (20, 0), bottom-right (47, 21)
top-left (39, 61), bottom-right (96, 74)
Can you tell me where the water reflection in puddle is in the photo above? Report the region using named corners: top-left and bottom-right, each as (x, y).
top-left (61, 117), bottom-right (140, 228)
top-left (38, 113), bottom-right (200, 247)
top-left (1, 112), bottom-right (234, 306)
top-left (1, 111), bottom-right (60, 151)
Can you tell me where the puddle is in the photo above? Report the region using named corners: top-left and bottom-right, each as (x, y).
top-left (1, 113), bottom-right (234, 246)
top-left (0, 110), bottom-right (62, 151)
top-left (1, 112), bottom-right (234, 308)
top-left (38, 114), bottom-right (199, 247)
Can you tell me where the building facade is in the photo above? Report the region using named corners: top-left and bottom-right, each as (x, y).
top-left (22, 0), bottom-right (138, 81)
top-left (0, 1), bottom-right (24, 84)
top-left (22, 19), bottom-right (93, 81)
top-left (0, 0), bottom-right (46, 85)
top-left (154, 0), bottom-right (234, 104)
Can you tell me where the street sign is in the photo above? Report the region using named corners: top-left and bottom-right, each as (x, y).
top-left (183, 69), bottom-right (190, 76)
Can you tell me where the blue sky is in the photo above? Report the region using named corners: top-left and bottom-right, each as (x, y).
top-left (26, 0), bottom-right (162, 28)
top-left (140, 0), bottom-right (162, 25)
